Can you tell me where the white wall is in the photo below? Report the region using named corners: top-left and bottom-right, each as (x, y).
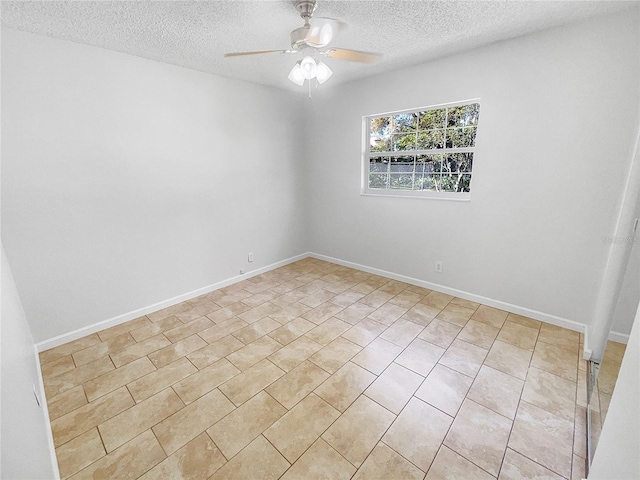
top-left (1, 245), bottom-right (58, 479)
top-left (589, 303), bottom-right (639, 479)
top-left (304, 10), bottom-right (639, 329)
top-left (1, 28), bottom-right (307, 342)
top-left (611, 239), bottom-right (639, 339)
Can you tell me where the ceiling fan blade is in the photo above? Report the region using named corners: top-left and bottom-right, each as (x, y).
top-left (224, 49), bottom-right (291, 58)
top-left (305, 17), bottom-right (345, 48)
top-left (323, 48), bottom-right (380, 63)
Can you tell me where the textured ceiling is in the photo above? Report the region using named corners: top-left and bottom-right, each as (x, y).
top-left (2, 1), bottom-right (636, 92)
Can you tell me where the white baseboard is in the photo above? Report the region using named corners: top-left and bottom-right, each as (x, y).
top-left (36, 253), bottom-right (308, 352)
top-left (309, 252), bottom-right (587, 334)
top-left (33, 345), bottom-right (61, 479)
top-left (608, 330), bottom-right (630, 345)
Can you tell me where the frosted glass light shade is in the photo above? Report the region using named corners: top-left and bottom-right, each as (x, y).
top-left (300, 56), bottom-right (318, 80)
top-left (316, 61), bottom-right (333, 84)
top-left (288, 62), bottom-right (305, 85)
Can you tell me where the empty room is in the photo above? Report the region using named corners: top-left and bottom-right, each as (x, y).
top-left (1, 1), bottom-right (639, 479)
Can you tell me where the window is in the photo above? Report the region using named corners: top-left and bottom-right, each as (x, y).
top-left (363, 100), bottom-right (480, 199)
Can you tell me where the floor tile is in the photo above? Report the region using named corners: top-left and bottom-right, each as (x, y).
top-left (394, 338), bottom-right (445, 376)
top-left (268, 317), bottom-right (316, 345)
top-left (175, 301), bottom-right (221, 323)
top-left (266, 361), bottom-right (330, 409)
top-left (457, 319), bottom-right (499, 349)
top-left (269, 302), bottom-right (312, 324)
top-left (367, 303), bottom-right (409, 326)
top-left (44, 355), bottom-right (115, 399)
top-left (353, 443), bottom-right (424, 480)
top-left (98, 387), bottom-right (184, 452)
top-left (138, 432), bottom-right (226, 480)
top-left (322, 395), bottom-right (396, 468)
top-left (467, 365), bottom-right (524, 419)
top-left (71, 333), bottom-right (136, 367)
top-left (227, 335), bottom-right (283, 371)
top-left (279, 438), bottom-right (356, 480)
top-left (264, 393), bottom-right (341, 463)
top-left (41, 355), bottom-right (76, 379)
top-left (438, 339), bottom-right (487, 377)
top-left (471, 305), bottom-right (508, 329)
top-left (521, 367), bottom-right (576, 421)
top-left (127, 357), bottom-right (197, 403)
top-left (508, 401), bottom-right (574, 478)
top-left (219, 358), bottom-right (284, 406)
top-left (379, 318), bottom-right (424, 347)
top-left (341, 318), bottom-right (387, 347)
top-left (46, 385), bottom-right (87, 420)
top-left (572, 453), bottom-right (586, 480)
top-left (186, 335), bottom-right (244, 369)
top-left (209, 435), bottom-right (290, 480)
top-left (238, 302), bottom-right (282, 324)
top-left (173, 357), bottom-right (240, 404)
top-left (496, 320), bottom-right (539, 351)
top-left (498, 448), bottom-right (564, 480)
top-left (198, 318), bottom-right (249, 344)
top-left (421, 291), bottom-right (454, 309)
top-left (83, 356), bottom-right (156, 402)
top-left (399, 302), bottom-right (441, 327)
top-left (97, 316), bottom-right (152, 343)
top-left (305, 318), bottom-right (352, 345)
top-left (299, 290), bottom-right (336, 309)
top-left (302, 302), bottom-right (344, 324)
top-left (309, 337), bottom-right (362, 373)
top-left (418, 318), bottom-right (462, 348)
top-left (110, 334), bottom-right (171, 368)
top-left (382, 397), bottom-right (452, 472)
top-left (414, 364), bottom-right (472, 416)
top-left (484, 340), bottom-right (532, 380)
top-left (206, 391), bottom-right (286, 459)
top-left (359, 289), bottom-right (395, 309)
top-left (530, 341), bottom-right (578, 382)
top-left (232, 316), bottom-right (281, 344)
top-left (51, 387), bottom-right (135, 447)
top-left (163, 317), bottom-right (215, 343)
top-left (152, 389), bottom-right (235, 455)
top-left (39, 334), bottom-right (102, 365)
top-left (364, 363), bottom-right (423, 414)
top-left (450, 297), bottom-right (480, 310)
top-left (444, 399), bottom-right (512, 476)
top-left (505, 312), bottom-right (541, 330)
top-left (388, 290), bottom-right (424, 310)
top-left (436, 303), bottom-right (475, 327)
top-left (146, 302), bottom-right (191, 322)
top-left (129, 316), bottom-right (183, 343)
top-left (425, 445), bottom-right (495, 480)
top-left (351, 337), bottom-right (403, 375)
top-left (537, 323), bottom-right (580, 353)
top-left (268, 336), bottom-right (323, 372)
top-left (334, 302), bottom-right (377, 325)
top-left (314, 361), bottom-right (377, 412)
top-left (55, 428), bottom-right (105, 478)
top-left (330, 290), bottom-right (366, 308)
top-left (147, 334), bottom-right (207, 368)
top-left (67, 430), bottom-right (166, 480)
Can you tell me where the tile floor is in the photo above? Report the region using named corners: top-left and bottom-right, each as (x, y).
top-left (39, 258), bottom-right (626, 480)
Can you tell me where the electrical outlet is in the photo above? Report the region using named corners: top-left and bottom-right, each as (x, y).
top-left (248, 252), bottom-right (254, 262)
top-left (239, 269), bottom-right (245, 275)
top-left (435, 261), bottom-right (443, 273)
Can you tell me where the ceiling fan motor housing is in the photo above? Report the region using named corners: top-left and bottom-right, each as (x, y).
top-left (290, 25), bottom-right (311, 50)
top-left (295, 0), bottom-right (318, 21)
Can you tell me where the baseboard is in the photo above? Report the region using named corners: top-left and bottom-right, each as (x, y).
top-left (309, 252), bottom-right (587, 334)
top-left (608, 330), bottom-right (630, 344)
top-left (33, 345), bottom-right (61, 479)
top-left (36, 253), bottom-right (309, 352)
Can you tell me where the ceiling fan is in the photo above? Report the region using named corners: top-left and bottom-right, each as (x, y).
top-left (224, 0), bottom-right (380, 86)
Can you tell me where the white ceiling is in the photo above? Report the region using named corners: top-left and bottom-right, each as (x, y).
top-left (1, 1), bottom-right (635, 92)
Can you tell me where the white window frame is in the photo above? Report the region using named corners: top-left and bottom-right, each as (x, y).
top-left (361, 99), bottom-right (480, 200)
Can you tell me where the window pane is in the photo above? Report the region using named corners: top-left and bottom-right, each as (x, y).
top-left (417, 154), bottom-right (443, 173)
top-left (420, 174), bottom-right (438, 191)
top-left (371, 134), bottom-right (391, 152)
top-left (369, 156), bottom-right (388, 173)
top-left (392, 133), bottom-right (417, 151)
top-left (390, 156), bottom-right (415, 173)
top-left (370, 117), bottom-right (391, 136)
top-left (390, 173), bottom-right (414, 190)
top-left (444, 153), bottom-right (473, 173)
top-left (438, 174), bottom-right (457, 192)
top-left (391, 113), bottom-right (417, 133)
top-left (418, 109), bottom-right (446, 130)
top-left (369, 173), bottom-right (388, 189)
top-left (447, 103), bottom-right (480, 127)
top-left (458, 174), bottom-right (472, 192)
top-left (446, 127), bottom-right (477, 148)
top-left (417, 130), bottom-right (444, 149)
top-left (439, 173), bottom-right (471, 192)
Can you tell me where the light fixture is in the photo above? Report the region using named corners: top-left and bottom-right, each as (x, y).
top-left (288, 55), bottom-right (332, 87)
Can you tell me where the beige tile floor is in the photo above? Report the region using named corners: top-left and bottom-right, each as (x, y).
top-left (39, 258), bottom-right (626, 480)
